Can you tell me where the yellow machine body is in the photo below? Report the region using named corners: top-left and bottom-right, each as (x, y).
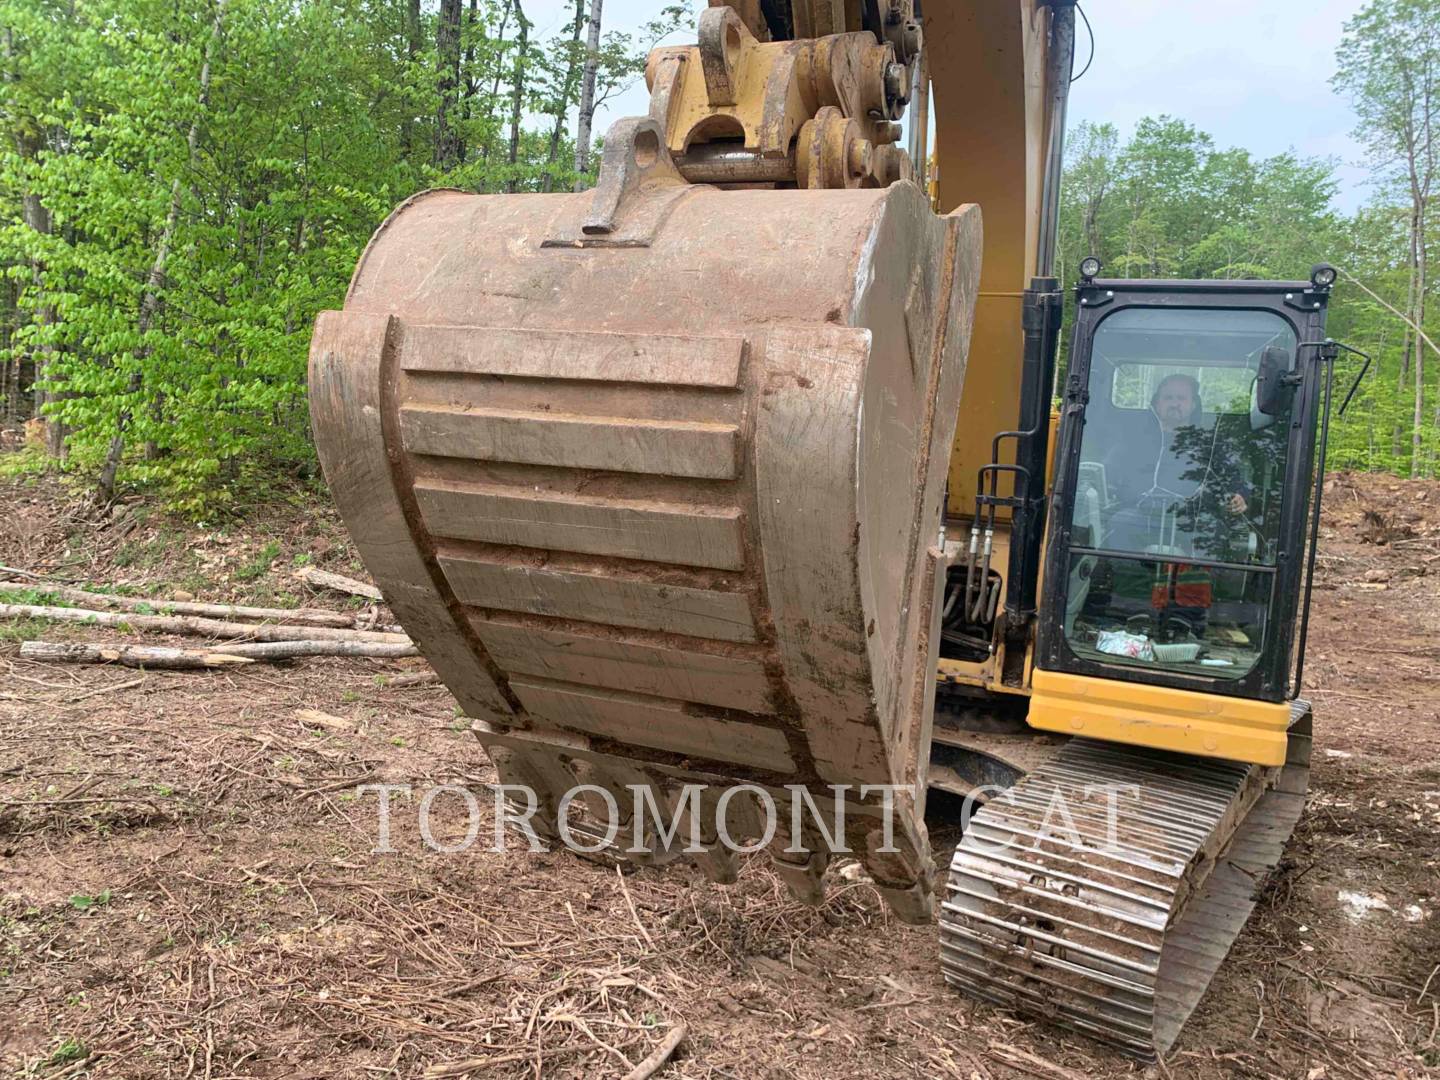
top-left (1027, 670), bottom-right (1292, 767)
top-left (929, 1), bottom-right (1047, 519)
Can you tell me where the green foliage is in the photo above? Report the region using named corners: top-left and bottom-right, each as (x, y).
top-left (1058, 107), bottom-right (1439, 477)
top-left (0, 587), bottom-right (60, 605)
top-left (0, 616), bottom-right (58, 643)
top-left (1330, 0), bottom-right (1440, 476)
top-left (5, 0), bottom-right (1433, 498)
top-left (39, 1036), bottom-right (88, 1068)
top-left (0, 0), bottom-right (659, 512)
top-left (1058, 116), bottom-right (1340, 285)
top-left (0, 445), bottom-right (50, 478)
top-left (236, 540), bottom-right (282, 581)
top-left (67, 890), bottom-right (111, 911)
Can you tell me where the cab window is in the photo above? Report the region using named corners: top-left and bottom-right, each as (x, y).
top-left (1062, 307), bottom-right (1298, 680)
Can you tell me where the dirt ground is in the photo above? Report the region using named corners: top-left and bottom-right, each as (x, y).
top-left (1, 471), bottom-right (1437, 1080)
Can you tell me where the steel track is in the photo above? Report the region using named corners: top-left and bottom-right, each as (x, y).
top-left (939, 704), bottom-right (1312, 1058)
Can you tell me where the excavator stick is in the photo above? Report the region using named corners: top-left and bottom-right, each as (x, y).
top-left (309, 118), bottom-right (983, 921)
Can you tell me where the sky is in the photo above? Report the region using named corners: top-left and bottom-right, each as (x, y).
top-left (522, 0), bottom-right (1375, 212)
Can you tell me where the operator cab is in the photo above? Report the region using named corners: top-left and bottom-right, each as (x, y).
top-left (1039, 274), bottom-right (1333, 703)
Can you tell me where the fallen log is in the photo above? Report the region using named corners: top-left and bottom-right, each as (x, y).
top-left (19, 642), bottom-right (255, 669)
top-left (294, 565), bottom-right (383, 601)
top-left (21, 639), bottom-right (419, 666)
top-left (210, 640), bottom-right (419, 659)
top-left (0, 603), bottom-right (410, 644)
top-left (0, 580), bottom-right (398, 631)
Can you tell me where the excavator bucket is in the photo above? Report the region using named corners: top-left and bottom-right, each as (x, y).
top-left (309, 120), bottom-right (981, 920)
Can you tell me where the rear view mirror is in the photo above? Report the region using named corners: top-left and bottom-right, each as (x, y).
top-left (1255, 345), bottom-right (1295, 416)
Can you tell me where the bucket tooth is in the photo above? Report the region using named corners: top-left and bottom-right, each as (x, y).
top-left (691, 844), bottom-right (741, 886)
top-left (309, 122), bottom-right (983, 919)
top-left (770, 845), bottom-right (830, 907)
top-left (861, 814), bottom-right (937, 924)
top-left (677, 784), bottom-right (741, 884)
top-left (508, 748), bottom-right (579, 844)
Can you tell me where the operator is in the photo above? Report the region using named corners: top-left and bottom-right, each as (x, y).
top-left (1105, 373), bottom-right (1252, 541)
top-left (1099, 373), bottom-right (1258, 639)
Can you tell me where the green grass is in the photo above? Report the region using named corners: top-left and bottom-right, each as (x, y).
top-left (68, 890), bottom-right (111, 912)
top-left (38, 1036), bottom-right (87, 1069)
top-left (0, 587), bottom-right (60, 605)
top-left (0, 617), bottom-right (61, 644)
top-left (236, 540), bottom-right (282, 582)
top-left (113, 529), bottom-right (187, 570)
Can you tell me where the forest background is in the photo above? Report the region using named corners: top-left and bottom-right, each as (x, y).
top-left (0, 0), bottom-right (1435, 513)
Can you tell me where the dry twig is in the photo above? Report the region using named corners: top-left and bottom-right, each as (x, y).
top-left (621, 1022), bottom-right (687, 1080)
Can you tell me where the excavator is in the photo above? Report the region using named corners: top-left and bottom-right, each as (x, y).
top-left (309, 0), bottom-right (1343, 1059)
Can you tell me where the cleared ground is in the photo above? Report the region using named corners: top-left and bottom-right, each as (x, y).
top-left (1, 473), bottom-right (1436, 1079)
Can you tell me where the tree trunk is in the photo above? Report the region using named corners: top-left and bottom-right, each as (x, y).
top-left (19, 185), bottom-right (61, 456)
top-left (10, 58), bottom-right (60, 453)
top-left (459, 0), bottom-right (479, 160)
top-left (1412, 206), bottom-right (1427, 475)
top-left (433, 0), bottom-right (463, 170)
top-left (572, 0), bottom-right (603, 190)
top-left (95, 0), bottom-right (227, 504)
top-left (3, 27), bottom-right (52, 444)
top-left (541, 0), bottom-right (585, 192)
top-left (401, 0), bottom-right (421, 159)
top-left (20, 640), bottom-right (420, 665)
top-left (1405, 109), bottom-right (1431, 476)
top-left (1394, 199), bottom-right (1419, 459)
top-left (479, 0), bottom-right (513, 172)
top-left (1082, 181), bottom-right (1106, 264)
top-left (505, 1), bottom-right (529, 192)
top-left (20, 642), bottom-right (256, 669)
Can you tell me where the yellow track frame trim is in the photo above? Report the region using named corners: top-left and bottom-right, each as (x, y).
top-left (1027, 669), bottom-right (1291, 767)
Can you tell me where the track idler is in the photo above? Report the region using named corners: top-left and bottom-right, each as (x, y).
top-left (309, 118), bottom-right (981, 920)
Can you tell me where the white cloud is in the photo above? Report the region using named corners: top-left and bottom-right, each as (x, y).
top-left (1066, 0), bottom-right (1369, 208)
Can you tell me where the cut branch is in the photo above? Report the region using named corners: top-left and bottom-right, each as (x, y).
top-left (20, 639), bottom-right (420, 666)
top-left (0, 603), bottom-right (409, 643)
top-left (293, 566), bottom-right (384, 601)
top-left (19, 642), bottom-right (256, 669)
top-left (622, 1023), bottom-right (687, 1080)
top-left (0, 581), bottom-right (395, 630)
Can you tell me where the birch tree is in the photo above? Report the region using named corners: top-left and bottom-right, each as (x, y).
top-left (572, 0), bottom-right (603, 189)
top-left (1335, 0), bottom-right (1440, 474)
top-left (95, 0), bottom-right (227, 504)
